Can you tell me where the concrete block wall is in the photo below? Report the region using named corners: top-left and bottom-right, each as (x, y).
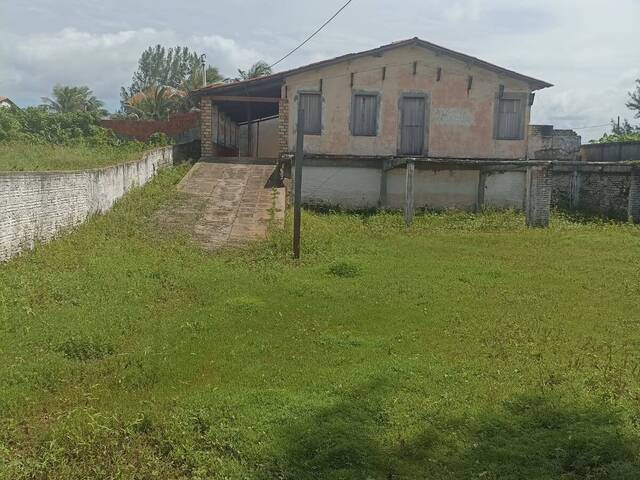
top-left (0, 146), bottom-right (173, 261)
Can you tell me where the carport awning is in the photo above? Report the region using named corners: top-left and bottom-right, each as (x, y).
top-left (192, 74), bottom-right (284, 123)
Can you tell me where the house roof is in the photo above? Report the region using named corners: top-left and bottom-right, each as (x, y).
top-left (192, 37), bottom-right (553, 97)
top-left (0, 96), bottom-right (16, 105)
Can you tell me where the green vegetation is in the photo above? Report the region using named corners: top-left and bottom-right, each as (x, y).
top-left (40, 85), bottom-right (107, 116)
top-left (0, 107), bottom-right (170, 171)
top-left (0, 141), bottom-right (150, 171)
top-left (1, 167), bottom-right (640, 479)
top-left (593, 79), bottom-right (640, 144)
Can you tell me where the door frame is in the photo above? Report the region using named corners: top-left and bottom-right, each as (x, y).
top-left (397, 92), bottom-right (430, 156)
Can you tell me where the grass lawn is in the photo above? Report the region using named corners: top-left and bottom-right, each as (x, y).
top-left (2, 165), bottom-right (640, 479)
top-left (0, 141), bottom-right (149, 171)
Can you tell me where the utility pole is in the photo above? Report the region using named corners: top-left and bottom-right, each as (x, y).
top-left (293, 107), bottom-right (305, 259)
top-left (200, 54), bottom-right (207, 88)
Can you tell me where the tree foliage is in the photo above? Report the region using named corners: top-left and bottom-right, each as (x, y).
top-left (593, 79), bottom-right (640, 143)
top-left (40, 85), bottom-right (107, 116)
top-left (123, 86), bottom-right (187, 121)
top-left (237, 60), bottom-right (273, 81)
top-left (120, 45), bottom-right (223, 117)
top-left (627, 79), bottom-right (640, 119)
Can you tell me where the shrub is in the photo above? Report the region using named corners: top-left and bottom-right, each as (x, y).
top-left (56, 336), bottom-right (115, 361)
top-left (328, 261), bottom-right (361, 278)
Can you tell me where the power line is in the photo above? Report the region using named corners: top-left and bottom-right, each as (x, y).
top-left (570, 123), bottom-right (611, 130)
top-left (270, 0), bottom-right (355, 69)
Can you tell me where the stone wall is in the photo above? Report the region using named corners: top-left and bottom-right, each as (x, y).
top-left (0, 146), bottom-right (173, 261)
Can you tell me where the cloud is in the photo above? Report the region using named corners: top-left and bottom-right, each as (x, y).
top-left (0, 28), bottom-right (268, 112)
top-left (1, 0), bottom-right (638, 140)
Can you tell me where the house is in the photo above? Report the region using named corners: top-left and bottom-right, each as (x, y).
top-left (192, 38), bottom-right (554, 213)
top-left (0, 96), bottom-right (18, 109)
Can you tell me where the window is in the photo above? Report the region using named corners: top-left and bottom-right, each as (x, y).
top-left (351, 93), bottom-right (379, 136)
top-left (496, 96), bottom-right (524, 140)
top-left (298, 92), bottom-right (322, 135)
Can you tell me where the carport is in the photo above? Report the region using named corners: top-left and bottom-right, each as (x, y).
top-left (192, 73), bottom-right (287, 163)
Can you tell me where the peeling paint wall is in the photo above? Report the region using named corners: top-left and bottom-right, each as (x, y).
top-left (283, 44), bottom-right (532, 159)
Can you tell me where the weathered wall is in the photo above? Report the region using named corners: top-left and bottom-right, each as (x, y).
top-left (528, 125), bottom-right (581, 160)
top-left (100, 112), bottom-right (199, 143)
top-left (551, 163), bottom-right (631, 218)
top-left (0, 146), bottom-right (173, 261)
top-left (239, 117), bottom-right (279, 159)
top-left (581, 141), bottom-right (640, 162)
top-left (299, 162), bottom-right (526, 211)
top-left (283, 44), bottom-right (534, 159)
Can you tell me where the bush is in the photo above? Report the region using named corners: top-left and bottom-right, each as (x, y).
top-left (0, 107), bottom-right (171, 149)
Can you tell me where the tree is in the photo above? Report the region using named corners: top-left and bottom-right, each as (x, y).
top-left (120, 45), bottom-right (222, 115)
top-left (122, 85), bottom-right (186, 121)
top-left (40, 85), bottom-right (107, 116)
top-left (627, 79), bottom-right (640, 119)
top-left (237, 61), bottom-right (273, 81)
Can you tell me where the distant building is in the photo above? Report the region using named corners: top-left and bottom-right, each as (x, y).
top-left (0, 96), bottom-right (18, 109)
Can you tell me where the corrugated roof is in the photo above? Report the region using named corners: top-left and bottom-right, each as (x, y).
top-left (192, 37), bottom-right (552, 96)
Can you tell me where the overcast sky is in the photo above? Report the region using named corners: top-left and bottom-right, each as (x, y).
top-left (1, 0), bottom-right (638, 140)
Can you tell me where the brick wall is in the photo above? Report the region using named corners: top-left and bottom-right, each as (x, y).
top-left (278, 98), bottom-right (289, 159)
top-left (200, 98), bottom-right (213, 157)
top-left (525, 165), bottom-right (553, 227)
top-left (100, 112), bottom-right (199, 143)
top-left (0, 147), bottom-right (173, 261)
top-left (628, 167), bottom-right (640, 223)
top-left (551, 163), bottom-right (631, 218)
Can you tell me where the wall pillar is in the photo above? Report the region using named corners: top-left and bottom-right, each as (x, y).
top-left (200, 97), bottom-right (213, 158)
top-left (525, 164), bottom-right (552, 228)
top-left (628, 166), bottom-right (640, 224)
top-left (278, 98), bottom-right (289, 160)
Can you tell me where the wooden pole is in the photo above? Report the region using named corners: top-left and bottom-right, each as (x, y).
top-left (293, 108), bottom-right (305, 259)
top-left (404, 160), bottom-right (415, 227)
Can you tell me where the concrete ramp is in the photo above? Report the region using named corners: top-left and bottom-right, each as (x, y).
top-left (164, 162), bottom-right (285, 249)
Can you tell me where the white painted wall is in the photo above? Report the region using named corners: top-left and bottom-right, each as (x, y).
top-left (0, 146), bottom-right (173, 261)
top-left (484, 171), bottom-right (526, 209)
top-left (386, 169), bottom-right (478, 210)
top-left (299, 164), bottom-right (526, 211)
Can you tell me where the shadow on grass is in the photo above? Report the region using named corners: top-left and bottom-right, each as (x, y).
top-left (265, 381), bottom-right (640, 479)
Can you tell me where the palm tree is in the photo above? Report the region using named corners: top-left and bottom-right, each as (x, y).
top-left (237, 61), bottom-right (273, 81)
top-left (123, 85), bottom-right (186, 120)
top-left (41, 85), bottom-right (107, 115)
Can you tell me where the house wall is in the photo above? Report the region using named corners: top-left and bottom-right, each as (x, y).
top-left (239, 117), bottom-right (279, 158)
top-left (0, 146), bottom-right (173, 261)
top-left (283, 44), bottom-right (533, 159)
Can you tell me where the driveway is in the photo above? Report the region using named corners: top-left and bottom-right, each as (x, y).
top-left (157, 162), bottom-right (285, 249)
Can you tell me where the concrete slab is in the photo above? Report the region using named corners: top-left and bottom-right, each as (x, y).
top-left (159, 162), bottom-right (285, 249)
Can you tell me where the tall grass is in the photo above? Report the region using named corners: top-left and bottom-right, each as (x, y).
top-left (1, 167), bottom-right (640, 479)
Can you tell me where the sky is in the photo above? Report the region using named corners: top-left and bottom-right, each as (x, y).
top-left (1, 0), bottom-right (638, 141)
